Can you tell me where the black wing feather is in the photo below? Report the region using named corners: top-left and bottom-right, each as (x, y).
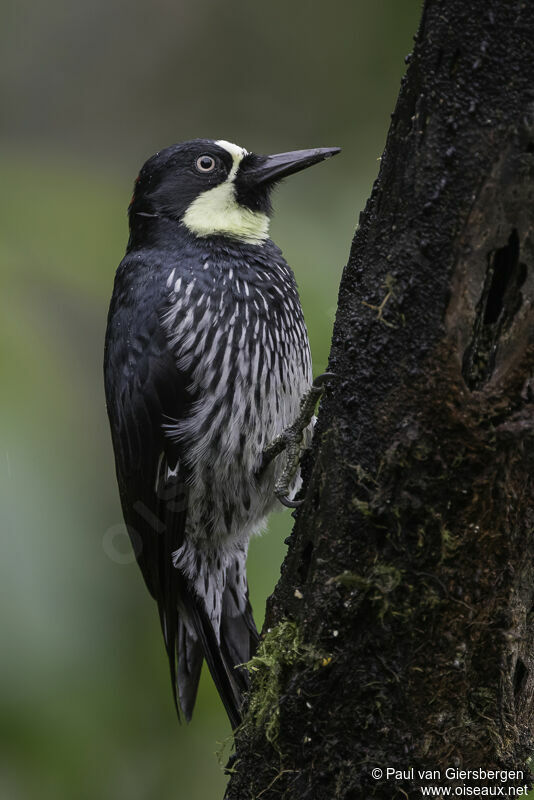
top-left (104, 255), bottom-right (243, 726)
top-left (104, 261), bottom-right (193, 716)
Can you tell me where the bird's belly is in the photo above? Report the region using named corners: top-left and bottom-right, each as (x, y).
top-left (174, 348), bottom-right (310, 549)
top-left (162, 271), bottom-right (312, 549)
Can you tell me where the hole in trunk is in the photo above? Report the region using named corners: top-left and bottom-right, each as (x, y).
top-left (298, 541), bottom-right (314, 583)
top-left (514, 658), bottom-right (528, 697)
top-left (462, 229), bottom-right (527, 390)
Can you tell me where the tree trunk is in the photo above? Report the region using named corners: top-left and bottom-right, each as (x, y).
top-left (225, 1), bottom-right (534, 797)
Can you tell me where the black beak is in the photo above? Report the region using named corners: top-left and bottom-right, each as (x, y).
top-left (243, 146), bottom-right (341, 185)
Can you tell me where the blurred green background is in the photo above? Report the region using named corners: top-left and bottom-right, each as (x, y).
top-left (1, 2), bottom-right (422, 798)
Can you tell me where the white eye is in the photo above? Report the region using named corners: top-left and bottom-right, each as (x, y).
top-left (196, 155), bottom-right (216, 173)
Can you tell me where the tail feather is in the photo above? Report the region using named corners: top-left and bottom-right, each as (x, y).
top-left (180, 588), bottom-right (243, 730)
top-left (220, 580), bottom-right (259, 694)
top-left (177, 619), bottom-right (204, 721)
top-left (162, 545), bottom-right (260, 728)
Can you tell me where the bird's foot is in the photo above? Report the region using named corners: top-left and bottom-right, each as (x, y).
top-left (260, 372), bottom-right (335, 508)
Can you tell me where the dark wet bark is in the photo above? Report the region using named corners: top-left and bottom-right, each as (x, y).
top-left (225, 1), bottom-right (534, 797)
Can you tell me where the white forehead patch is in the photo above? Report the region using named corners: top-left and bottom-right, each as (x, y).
top-left (182, 139), bottom-right (270, 245)
top-left (215, 140), bottom-right (248, 181)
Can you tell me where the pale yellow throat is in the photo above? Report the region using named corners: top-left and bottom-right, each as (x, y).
top-left (182, 140), bottom-right (270, 246)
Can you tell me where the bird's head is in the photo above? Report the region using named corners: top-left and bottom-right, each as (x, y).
top-left (129, 139), bottom-right (340, 246)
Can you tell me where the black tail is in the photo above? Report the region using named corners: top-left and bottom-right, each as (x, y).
top-left (177, 618), bottom-right (204, 721)
top-left (165, 577), bottom-right (259, 728)
top-left (179, 588), bottom-right (245, 730)
top-left (220, 575), bottom-right (259, 696)
top-left (157, 533), bottom-right (260, 729)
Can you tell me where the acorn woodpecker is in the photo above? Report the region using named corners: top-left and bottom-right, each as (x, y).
top-left (104, 139), bottom-right (340, 728)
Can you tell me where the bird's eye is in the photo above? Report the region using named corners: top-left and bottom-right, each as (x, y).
top-left (196, 155), bottom-right (216, 173)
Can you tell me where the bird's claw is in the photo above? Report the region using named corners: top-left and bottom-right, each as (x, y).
top-left (275, 491), bottom-right (305, 509)
top-left (262, 372), bottom-right (336, 508)
top-left (312, 371), bottom-right (336, 390)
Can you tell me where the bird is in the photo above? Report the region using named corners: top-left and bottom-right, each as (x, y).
top-left (104, 138), bottom-right (340, 729)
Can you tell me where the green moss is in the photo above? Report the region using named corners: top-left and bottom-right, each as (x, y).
top-left (330, 563), bottom-right (402, 594)
top-left (361, 272), bottom-right (398, 328)
top-left (352, 497), bottom-right (373, 515)
top-left (242, 620), bottom-right (330, 747)
top-left (329, 564), bottom-right (403, 619)
top-left (440, 524), bottom-right (461, 560)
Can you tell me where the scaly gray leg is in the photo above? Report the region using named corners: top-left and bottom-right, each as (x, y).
top-left (259, 373), bottom-right (335, 508)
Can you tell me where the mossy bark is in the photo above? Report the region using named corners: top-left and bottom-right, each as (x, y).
top-left (225, 1), bottom-right (534, 798)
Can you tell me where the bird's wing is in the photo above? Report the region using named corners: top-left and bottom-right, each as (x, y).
top-left (105, 284), bottom-right (242, 726)
top-left (105, 308), bottom-right (190, 706)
